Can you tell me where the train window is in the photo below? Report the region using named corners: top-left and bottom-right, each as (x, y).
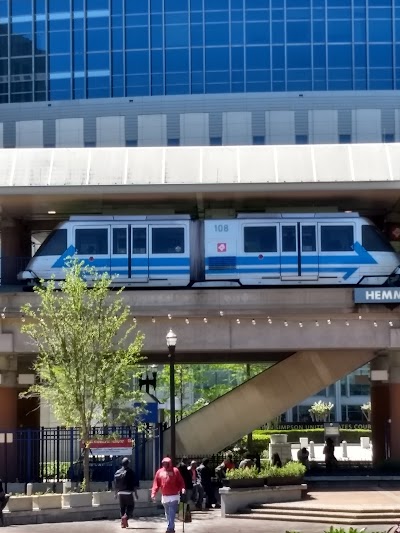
top-left (75, 228), bottom-right (108, 255)
top-left (321, 225), bottom-right (354, 252)
top-left (244, 226), bottom-right (277, 253)
top-left (282, 226), bottom-right (296, 252)
top-left (113, 228), bottom-right (127, 255)
top-left (132, 228), bottom-right (147, 254)
top-left (302, 226), bottom-right (316, 252)
top-left (362, 225), bottom-right (393, 252)
top-left (36, 229), bottom-right (67, 256)
top-left (152, 227), bottom-right (185, 254)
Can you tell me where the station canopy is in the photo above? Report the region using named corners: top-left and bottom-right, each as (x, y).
top-left (0, 143), bottom-right (399, 220)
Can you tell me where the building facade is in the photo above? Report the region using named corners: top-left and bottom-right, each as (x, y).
top-left (0, 0), bottom-right (391, 422)
top-left (1, 0), bottom-right (399, 104)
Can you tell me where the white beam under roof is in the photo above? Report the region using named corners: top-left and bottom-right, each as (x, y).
top-left (0, 143), bottom-right (398, 191)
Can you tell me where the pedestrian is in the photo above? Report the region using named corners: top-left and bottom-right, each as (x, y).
top-left (188, 460), bottom-right (203, 510)
top-left (223, 453), bottom-right (236, 471)
top-left (151, 457), bottom-right (186, 533)
top-left (271, 453), bottom-right (282, 468)
top-left (197, 458), bottom-right (216, 509)
top-left (323, 437), bottom-right (338, 472)
top-left (239, 452), bottom-right (254, 469)
top-left (177, 457), bottom-right (193, 501)
top-left (297, 447), bottom-right (310, 469)
top-left (114, 457), bottom-right (139, 529)
top-left (0, 479), bottom-right (10, 527)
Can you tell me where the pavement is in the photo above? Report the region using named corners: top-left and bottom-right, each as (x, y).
top-left (8, 488), bottom-right (400, 532)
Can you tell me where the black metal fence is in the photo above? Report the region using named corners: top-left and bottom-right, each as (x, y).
top-left (0, 426), bottom-right (161, 484)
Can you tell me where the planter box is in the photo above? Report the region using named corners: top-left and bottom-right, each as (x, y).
top-left (62, 492), bottom-right (92, 509)
top-left (32, 494), bottom-right (62, 511)
top-left (222, 479), bottom-right (264, 489)
top-left (266, 476), bottom-right (303, 487)
top-left (92, 491), bottom-right (116, 507)
top-left (270, 434), bottom-right (288, 444)
top-left (5, 496), bottom-right (32, 512)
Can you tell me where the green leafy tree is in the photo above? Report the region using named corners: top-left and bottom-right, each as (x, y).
top-left (20, 259), bottom-right (145, 489)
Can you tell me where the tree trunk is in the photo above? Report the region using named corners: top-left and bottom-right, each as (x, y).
top-left (82, 429), bottom-right (90, 491)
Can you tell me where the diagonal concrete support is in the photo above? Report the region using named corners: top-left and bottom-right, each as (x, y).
top-left (164, 350), bottom-right (376, 456)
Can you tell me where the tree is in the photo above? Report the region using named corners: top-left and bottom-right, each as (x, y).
top-left (157, 362), bottom-right (270, 422)
top-left (20, 259), bottom-right (145, 489)
top-left (309, 400), bottom-right (334, 422)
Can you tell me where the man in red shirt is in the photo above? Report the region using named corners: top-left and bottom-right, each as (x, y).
top-left (151, 457), bottom-right (185, 533)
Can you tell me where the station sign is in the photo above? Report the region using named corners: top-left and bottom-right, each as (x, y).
top-left (354, 287), bottom-right (400, 304)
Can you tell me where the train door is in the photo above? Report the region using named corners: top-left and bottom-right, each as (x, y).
top-left (318, 221), bottom-right (358, 283)
top-left (280, 222), bottom-right (319, 281)
top-left (148, 224), bottom-right (190, 285)
top-left (131, 226), bottom-right (149, 282)
top-left (240, 223), bottom-right (280, 283)
top-left (74, 225), bottom-right (111, 275)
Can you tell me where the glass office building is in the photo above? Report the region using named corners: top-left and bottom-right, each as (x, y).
top-left (0, 0), bottom-right (399, 104)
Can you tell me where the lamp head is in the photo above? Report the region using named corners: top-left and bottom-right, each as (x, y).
top-left (166, 329), bottom-right (177, 348)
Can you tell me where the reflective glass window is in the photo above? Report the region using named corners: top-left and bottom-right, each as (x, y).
top-left (132, 228), bottom-right (147, 254)
top-left (113, 228), bottom-right (127, 255)
top-left (11, 0), bottom-right (32, 16)
top-left (87, 0), bottom-right (108, 10)
top-left (282, 226), bottom-right (296, 252)
top-left (126, 26), bottom-right (148, 49)
top-left (36, 230), bottom-right (67, 257)
top-left (49, 31), bottom-right (70, 54)
top-left (205, 23), bottom-right (229, 46)
top-left (152, 227), bottom-right (185, 254)
top-left (48, 0), bottom-right (70, 13)
top-left (166, 24), bottom-right (189, 47)
top-left (246, 22), bottom-right (269, 45)
top-left (362, 225), bottom-right (393, 252)
top-left (76, 229), bottom-right (108, 255)
top-left (302, 226), bottom-right (316, 252)
top-left (321, 225), bottom-right (354, 252)
top-left (244, 226), bottom-right (277, 253)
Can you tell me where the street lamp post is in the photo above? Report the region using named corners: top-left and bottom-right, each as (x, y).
top-left (166, 329), bottom-right (177, 465)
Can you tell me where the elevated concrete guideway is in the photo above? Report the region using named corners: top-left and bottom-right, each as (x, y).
top-left (0, 143), bottom-right (400, 218)
top-left (0, 288), bottom-right (399, 360)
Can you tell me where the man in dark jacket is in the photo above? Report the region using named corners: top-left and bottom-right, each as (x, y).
top-left (197, 458), bottom-right (215, 509)
top-left (114, 457), bottom-right (139, 529)
top-left (178, 457), bottom-right (193, 493)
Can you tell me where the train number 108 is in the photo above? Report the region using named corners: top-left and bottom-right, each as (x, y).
top-left (214, 224), bottom-right (229, 232)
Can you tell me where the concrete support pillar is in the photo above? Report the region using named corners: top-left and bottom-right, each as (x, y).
top-left (1, 218), bottom-right (31, 285)
top-left (371, 354), bottom-right (390, 465)
top-left (389, 352), bottom-right (400, 461)
top-left (0, 355), bottom-right (18, 429)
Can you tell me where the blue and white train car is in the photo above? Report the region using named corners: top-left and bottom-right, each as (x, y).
top-left (19, 215), bottom-right (197, 287)
top-left (204, 213), bottom-right (400, 286)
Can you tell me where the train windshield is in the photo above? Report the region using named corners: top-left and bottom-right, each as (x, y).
top-left (362, 225), bottom-right (393, 252)
top-left (35, 229), bottom-right (67, 257)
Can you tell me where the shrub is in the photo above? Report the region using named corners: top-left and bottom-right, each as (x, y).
top-left (261, 461), bottom-right (306, 479)
top-left (253, 429), bottom-right (371, 444)
top-left (225, 466), bottom-right (260, 480)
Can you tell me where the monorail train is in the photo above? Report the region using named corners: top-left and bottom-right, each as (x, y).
top-left (18, 213), bottom-right (400, 288)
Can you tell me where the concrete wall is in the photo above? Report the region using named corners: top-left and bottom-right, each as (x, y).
top-left (0, 91), bottom-right (398, 148)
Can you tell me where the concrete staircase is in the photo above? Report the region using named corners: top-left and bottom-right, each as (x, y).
top-left (164, 349), bottom-right (376, 456)
top-left (228, 503), bottom-right (400, 525)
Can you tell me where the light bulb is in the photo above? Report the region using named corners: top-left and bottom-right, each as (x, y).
top-left (168, 314), bottom-right (172, 320)
top-left (219, 311), bottom-right (224, 317)
top-left (284, 321), bottom-right (288, 327)
top-left (315, 321), bottom-right (319, 327)
top-left (327, 319), bottom-right (331, 325)
top-left (252, 319), bottom-right (256, 325)
top-left (185, 318), bottom-right (190, 324)
top-left (374, 321), bottom-right (378, 327)
top-left (358, 315), bottom-right (362, 320)
top-left (389, 321), bottom-right (394, 327)
top-left (151, 317), bottom-right (156, 323)
top-left (299, 322), bottom-right (303, 328)
top-left (345, 321), bottom-right (349, 326)
top-left (203, 317), bottom-right (208, 323)
top-left (267, 317), bottom-right (272, 324)
top-left (236, 318), bottom-right (240, 324)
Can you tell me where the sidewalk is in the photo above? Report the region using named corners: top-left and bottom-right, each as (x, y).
top-left (8, 509), bottom-right (395, 533)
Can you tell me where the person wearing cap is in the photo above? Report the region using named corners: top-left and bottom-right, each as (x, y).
top-left (188, 460), bottom-right (203, 510)
top-left (114, 457), bottom-right (139, 529)
top-left (151, 457), bottom-right (185, 533)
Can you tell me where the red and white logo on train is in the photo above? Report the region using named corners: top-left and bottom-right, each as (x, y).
top-left (217, 243), bottom-right (227, 252)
